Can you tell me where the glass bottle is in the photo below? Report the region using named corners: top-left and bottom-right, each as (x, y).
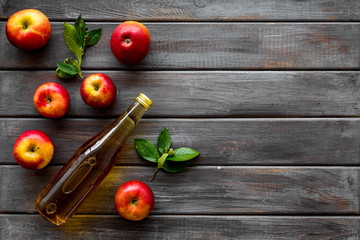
top-left (35, 93), bottom-right (152, 225)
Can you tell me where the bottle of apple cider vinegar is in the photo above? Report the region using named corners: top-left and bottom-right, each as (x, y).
top-left (35, 93), bottom-right (152, 225)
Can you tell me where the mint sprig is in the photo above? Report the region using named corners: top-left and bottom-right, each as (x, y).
top-left (56, 14), bottom-right (102, 79)
top-left (135, 127), bottom-right (200, 181)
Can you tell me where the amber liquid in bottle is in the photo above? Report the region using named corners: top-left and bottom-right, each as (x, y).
top-left (35, 94), bottom-right (152, 225)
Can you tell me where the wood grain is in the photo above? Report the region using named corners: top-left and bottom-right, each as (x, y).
top-left (1, 215), bottom-right (359, 240)
top-left (1, 166), bottom-right (359, 214)
top-left (1, 23), bottom-right (359, 70)
top-left (1, 0), bottom-right (360, 21)
top-left (1, 71), bottom-right (360, 117)
top-left (2, 0), bottom-right (359, 238)
top-left (2, 118), bottom-right (360, 166)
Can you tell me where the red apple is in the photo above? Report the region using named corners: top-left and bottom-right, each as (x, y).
top-left (33, 82), bottom-right (70, 118)
top-left (13, 130), bottom-right (54, 169)
top-left (80, 73), bottom-right (117, 108)
top-left (6, 9), bottom-right (51, 51)
top-left (110, 21), bottom-right (151, 65)
top-left (114, 180), bottom-right (155, 221)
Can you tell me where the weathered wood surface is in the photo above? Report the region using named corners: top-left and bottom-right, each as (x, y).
top-left (1, 0), bottom-right (359, 238)
top-left (1, 215), bottom-right (359, 240)
top-left (1, 166), bottom-right (359, 214)
top-left (1, 23), bottom-right (359, 70)
top-left (2, 118), bottom-right (360, 166)
top-left (2, 0), bottom-right (360, 22)
top-left (2, 71), bottom-right (360, 117)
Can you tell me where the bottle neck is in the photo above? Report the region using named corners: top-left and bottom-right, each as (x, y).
top-left (122, 101), bottom-right (147, 124)
top-left (89, 101), bottom-right (147, 153)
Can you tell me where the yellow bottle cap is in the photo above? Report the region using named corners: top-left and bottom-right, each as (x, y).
top-left (136, 93), bottom-right (153, 109)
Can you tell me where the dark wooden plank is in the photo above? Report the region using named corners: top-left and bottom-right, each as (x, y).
top-left (2, 71), bottom-right (360, 117)
top-left (1, 166), bottom-right (359, 214)
top-left (1, 23), bottom-right (359, 70)
top-left (1, 215), bottom-right (359, 240)
top-left (1, 0), bottom-right (360, 21)
top-left (2, 118), bottom-right (360, 166)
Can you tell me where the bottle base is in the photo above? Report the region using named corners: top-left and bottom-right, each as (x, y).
top-left (34, 202), bottom-right (66, 226)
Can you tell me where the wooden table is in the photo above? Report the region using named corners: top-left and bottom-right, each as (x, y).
top-left (1, 1), bottom-right (360, 239)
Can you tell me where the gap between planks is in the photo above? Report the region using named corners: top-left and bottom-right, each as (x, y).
top-left (1, 213), bottom-right (360, 217)
top-left (1, 165), bottom-right (360, 169)
top-left (1, 68), bottom-right (360, 72)
top-left (1, 117), bottom-right (360, 120)
top-left (2, 19), bottom-right (360, 23)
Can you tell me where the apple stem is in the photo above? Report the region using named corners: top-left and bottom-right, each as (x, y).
top-left (125, 39), bottom-right (131, 44)
top-left (31, 147), bottom-right (40, 152)
top-left (150, 168), bottom-right (160, 181)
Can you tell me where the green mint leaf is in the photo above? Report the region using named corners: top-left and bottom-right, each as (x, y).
top-left (56, 62), bottom-right (78, 75)
top-left (157, 127), bottom-right (171, 154)
top-left (63, 33), bottom-right (83, 64)
top-left (86, 28), bottom-right (102, 46)
top-left (163, 160), bottom-right (190, 173)
top-left (56, 67), bottom-right (77, 79)
top-left (63, 23), bottom-right (81, 49)
top-left (72, 59), bottom-right (80, 71)
top-left (63, 22), bottom-right (83, 64)
top-left (74, 14), bottom-right (88, 50)
top-left (166, 147), bottom-right (199, 162)
top-left (134, 139), bottom-right (160, 162)
top-left (72, 59), bottom-right (83, 78)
